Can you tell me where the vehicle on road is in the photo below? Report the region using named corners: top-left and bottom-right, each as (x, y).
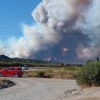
top-left (21, 65), bottom-right (29, 70)
top-left (0, 67), bottom-right (23, 77)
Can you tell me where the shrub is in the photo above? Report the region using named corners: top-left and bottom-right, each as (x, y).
top-left (77, 61), bottom-right (100, 87)
top-left (36, 71), bottom-right (45, 78)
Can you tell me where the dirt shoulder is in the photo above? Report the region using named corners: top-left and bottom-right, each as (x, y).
top-left (63, 86), bottom-right (100, 100)
top-left (0, 78), bottom-right (100, 100)
top-left (0, 78), bottom-right (79, 100)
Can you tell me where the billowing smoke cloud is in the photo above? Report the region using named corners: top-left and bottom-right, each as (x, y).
top-left (76, 0), bottom-right (100, 60)
top-left (0, 0), bottom-right (100, 63)
top-left (3, 24), bottom-right (60, 58)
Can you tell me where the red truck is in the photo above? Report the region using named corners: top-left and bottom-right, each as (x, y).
top-left (0, 67), bottom-right (23, 77)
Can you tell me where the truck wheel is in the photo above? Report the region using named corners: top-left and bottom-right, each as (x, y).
top-left (13, 74), bottom-right (19, 78)
top-left (0, 73), bottom-right (3, 77)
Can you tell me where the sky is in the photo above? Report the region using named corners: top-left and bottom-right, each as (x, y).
top-left (0, 0), bottom-right (41, 40)
top-left (0, 0), bottom-right (100, 63)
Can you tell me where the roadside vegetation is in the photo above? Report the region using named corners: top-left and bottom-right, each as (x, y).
top-left (76, 58), bottom-right (100, 88)
top-left (23, 67), bottom-right (81, 79)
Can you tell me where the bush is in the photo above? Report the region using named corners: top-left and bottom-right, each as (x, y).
top-left (36, 71), bottom-right (45, 78)
top-left (77, 61), bottom-right (100, 87)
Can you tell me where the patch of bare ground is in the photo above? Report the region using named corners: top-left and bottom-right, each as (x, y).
top-left (64, 87), bottom-right (100, 100)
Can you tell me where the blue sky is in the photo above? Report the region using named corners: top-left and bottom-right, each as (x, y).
top-left (0, 0), bottom-right (41, 40)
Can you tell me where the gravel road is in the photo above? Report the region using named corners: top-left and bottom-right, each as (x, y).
top-left (0, 78), bottom-right (79, 100)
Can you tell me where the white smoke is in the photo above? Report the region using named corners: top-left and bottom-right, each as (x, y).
top-left (0, 0), bottom-right (100, 61)
top-left (33, 0), bottom-right (90, 30)
top-left (5, 24), bottom-right (60, 58)
top-left (0, 40), bottom-right (5, 54)
top-left (77, 45), bottom-right (100, 59)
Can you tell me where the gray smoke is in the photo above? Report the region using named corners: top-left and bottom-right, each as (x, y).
top-left (0, 0), bottom-right (100, 63)
top-left (76, 0), bottom-right (100, 60)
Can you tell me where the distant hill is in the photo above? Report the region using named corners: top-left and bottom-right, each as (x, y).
top-left (0, 55), bottom-right (10, 60)
top-left (0, 55), bottom-right (49, 64)
top-left (0, 55), bottom-right (83, 67)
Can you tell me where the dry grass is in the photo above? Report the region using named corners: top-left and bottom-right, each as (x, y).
top-left (23, 67), bottom-right (81, 79)
top-left (0, 78), bottom-right (7, 82)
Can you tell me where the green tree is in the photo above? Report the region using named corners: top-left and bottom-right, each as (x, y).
top-left (97, 57), bottom-right (99, 61)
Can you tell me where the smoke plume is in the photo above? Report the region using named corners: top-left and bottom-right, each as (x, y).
top-left (0, 0), bottom-right (100, 63)
top-left (76, 0), bottom-right (100, 60)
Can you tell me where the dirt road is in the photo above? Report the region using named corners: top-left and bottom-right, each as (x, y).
top-left (0, 78), bottom-right (79, 100)
top-left (1, 78), bottom-right (100, 100)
